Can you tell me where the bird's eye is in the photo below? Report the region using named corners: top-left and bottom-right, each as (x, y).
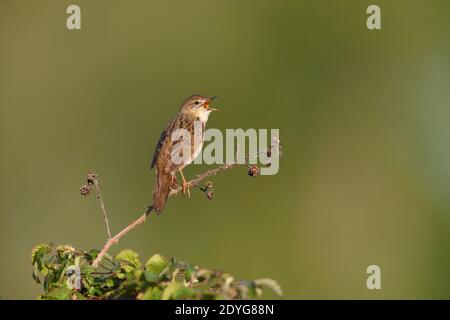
top-left (194, 100), bottom-right (200, 105)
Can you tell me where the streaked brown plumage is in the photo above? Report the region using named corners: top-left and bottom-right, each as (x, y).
top-left (150, 95), bottom-right (218, 214)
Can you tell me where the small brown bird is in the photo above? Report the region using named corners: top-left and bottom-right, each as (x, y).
top-left (150, 95), bottom-right (219, 214)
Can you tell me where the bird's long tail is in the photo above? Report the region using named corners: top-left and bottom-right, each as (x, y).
top-left (153, 170), bottom-right (172, 214)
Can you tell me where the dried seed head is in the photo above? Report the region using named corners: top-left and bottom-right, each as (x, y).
top-left (248, 165), bottom-right (260, 177)
top-left (206, 190), bottom-right (215, 200)
top-left (80, 184), bottom-right (91, 196)
top-left (86, 171), bottom-right (97, 185)
top-left (204, 181), bottom-right (214, 200)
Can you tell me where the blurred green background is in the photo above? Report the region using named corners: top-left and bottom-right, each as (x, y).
top-left (1, 0), bottom-right (450, 299)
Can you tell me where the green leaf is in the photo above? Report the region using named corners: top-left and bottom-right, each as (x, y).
top-left (46, 287), bottom-right (73, 300)
top-left (179, 262), bottom-right (196, 281)
top-left (32, 269), bottom-right (41, 284)
top-left (172, 286), bottom-right (196, 300)
top-left (143, 271), bottom-right (159, 284)
top-left (141, 287), bottom-right (162, 300)
top-left (145, 254), bottom-right (168, 275)
top-left (161, 282), bottom-right (183, 300)
top-left (88, 286), bottom-right (104, 296)
top-left (85, 273), bottom-right (96, 286)
top-left (56, 244), bottom-right (76, 252)
top-left (72, 291), bottom-right (87, 300)
top-left (86, 249), bottom-right (99, 261)
top-left (31, 244), bottom-right (51, 265)
top-left (80, 263), bottom-right (95, 275)
top-left (115, 272), bottom-right (126, 280)
top-left (116, 249), bottom-right (141, 272)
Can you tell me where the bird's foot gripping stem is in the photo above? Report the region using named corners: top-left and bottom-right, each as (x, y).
top-left (179, 170), bottom-right (191, 198)
top-left (170, 174), bottom-right (179, 190)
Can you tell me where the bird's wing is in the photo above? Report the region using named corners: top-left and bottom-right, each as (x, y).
top-left (150, 116), bottom-right (180, 169)
top-left (163, 120), bottom-right (197, 174)
top-left (151, 113), bottom-right (204, 174)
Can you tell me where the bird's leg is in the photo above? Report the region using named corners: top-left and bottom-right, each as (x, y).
top-left (179, 169), bottom-right (191, 198)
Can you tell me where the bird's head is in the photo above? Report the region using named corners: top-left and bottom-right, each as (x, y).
top-left (179, 95), bottom-right (219, 122)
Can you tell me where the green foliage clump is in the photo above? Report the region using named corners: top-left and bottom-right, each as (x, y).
top-left (31, 243), bottom-right (282, 300)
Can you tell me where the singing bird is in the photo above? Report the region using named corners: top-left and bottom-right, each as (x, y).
top-left (150, 95), bottom-right (219, 214)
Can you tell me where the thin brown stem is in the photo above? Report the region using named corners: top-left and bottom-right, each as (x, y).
top-left (92, 212), bottom-right (148, 268)
top-left (93, 180), bottom-right (112, 239)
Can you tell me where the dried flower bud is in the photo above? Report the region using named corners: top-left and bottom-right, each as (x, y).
top-left (266, 146), bottom-right (272, 158)
top-left (248, 165), bottom-right (260, 177)
top-left (86, 171), bottom-right (97, 185)
top-left (80, 184), bottom-right (91, 196)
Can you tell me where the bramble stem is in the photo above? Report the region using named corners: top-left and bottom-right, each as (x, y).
top-left (93, 180), bottom-right (112, 239)
top-left (92, 212), bottom-right (148, 267)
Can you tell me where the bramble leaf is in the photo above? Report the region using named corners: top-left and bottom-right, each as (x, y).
top-left (145, 254), bottom-right (168, 275)
top-left (31, 244), bottom-right (51, 265)
top-left (116, 249), bottom-right (141, 272)
top-left (141, 287), bottom-right (162, 300)
top-left (161, 282), bottom-right (184, 300)
top-left (45, 287), bottom-right (73, 300)
top-left (31, 243), bottom-right (282, 300)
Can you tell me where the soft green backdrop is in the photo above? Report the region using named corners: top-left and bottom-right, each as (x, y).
top-left (1, 0), bottom-right (450, 299)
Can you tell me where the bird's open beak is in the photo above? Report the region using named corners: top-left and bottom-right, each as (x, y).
top-left (207, 96), bottom-right (219, 111)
